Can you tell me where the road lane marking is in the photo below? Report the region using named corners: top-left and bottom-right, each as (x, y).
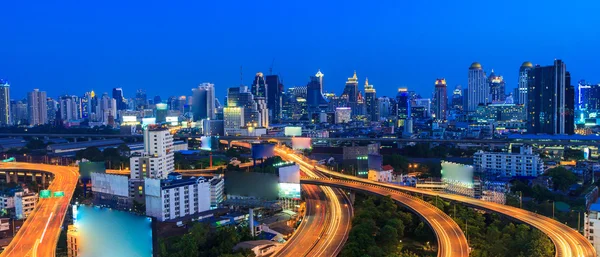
top-left (39, 212), bottom-right (53, 243)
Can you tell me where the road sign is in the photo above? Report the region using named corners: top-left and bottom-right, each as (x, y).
top-left (53, 191), bottom-right (65, 197)
top-left (40, 190), bottom-right (51, 199)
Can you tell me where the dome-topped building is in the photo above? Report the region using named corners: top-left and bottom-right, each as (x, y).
top-left (470, 62), bottom-right (483, 69)
top-left (521, 61), bottom-right (533, 68)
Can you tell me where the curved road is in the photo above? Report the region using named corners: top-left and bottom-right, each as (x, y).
top-left (277, 145), bottom-right (596, 257)
top-left (0, 163), bottom-right (79, 257)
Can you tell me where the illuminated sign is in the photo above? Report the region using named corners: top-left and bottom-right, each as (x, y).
top-left (284, 127), bottom-right (302, 137)
top-left (142, 118), bottom-right (156, 126)
top-left (291, 137), bottom-right (312, 150)
top-left (278, 183), bottom-right (301, 199)
top-left (166, 116), bottom-right (178, 122)
top-left (441, 161), bottom-right (474, 188)
top-left (53, 191), bottom-right (65, 197)
top-left (156, 103), bottom-right (168, 110)
top-left (123, 116), bottom-right (137, 122)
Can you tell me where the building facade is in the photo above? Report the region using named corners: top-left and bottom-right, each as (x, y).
top-left (518, 62), bottom-right (533, 112)
top-left (130, 127), bottom-right (174, 180)
top-left (473, 146), bottom-right (544, 177)
top-left (27, 89), bottom-right (48, 125)
top-left (467, 62), bottom-right (488, 112)
top-left (192, 83), bottom-right (216, 121)
top-left (0, 81), bottom-right (10, 126)
top-left (433, 78), bottom-right (448, 121)
top-left (144, 173), bottom-right (211, 221)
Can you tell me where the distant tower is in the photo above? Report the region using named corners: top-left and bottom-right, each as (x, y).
top-left (518, 61), bottom-right (533, 115)
top-left (306, 70), bottom-right (328, 115)
top-left (192, 83), bottom-right (216, 121)
top-left (0, 80), bottom-right (10, 126)
top-left (342, 71), bottom-right (359, 103)
top-left (488, 69), bottom-right (506, 102)
top-left (251, 72), bottom-right (267, 99)
top-left (364, 78), bottom-right (379, 122)
top-left (467, 62), bottom-right (488, 112)
top-left (27, 89), bottom-right (48, 125)
top-left (433, 78), bottom-right (448, 121)
top-left (451, 85), bottom-right (463, 110)
top-left (265, 74), bottom-right (283, 123)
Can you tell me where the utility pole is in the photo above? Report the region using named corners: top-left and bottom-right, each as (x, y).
top-left (578, 211), bottom-right (581, 233)
top-left (552, 201), bottom-right (555, 219)
top-left (519, 191), bottom-right (522, 209)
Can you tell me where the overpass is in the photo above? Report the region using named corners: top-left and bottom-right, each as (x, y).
top-left (0, 163), bottom-right (79, 257)
top-left (278, 147), bottom-right (596, 257)
top-left (301, 177), bottom-right (469, 257)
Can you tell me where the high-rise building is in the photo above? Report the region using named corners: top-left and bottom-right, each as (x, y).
top-left (306, 70), bottom-right (328, 115)
top-left (342, 71), bottom-right (359, 103)
top-left (251, 72), bottom-right (267, 99)
top-left (112, 88), bottom-right (127, 110)
top-left (59, 95), bottom-right (81, 122)
top-left (266, 74), bottom-right (283, 123)
top-left (154, 95), bottom-right (162, 105)
top-left (99, 93), bottom-right (117, 124)
top-left (47, 98), bottom-right (58, 124)
top-left (378, 96), bottom-right (394, 121)
top-left (192, 83), bottom-right (215, 121)
top-left (27, 89), bottom-right (48, 125)
top-left (433, 79), bottom-right (448, 121)
top-left (227, 86), bottom-right (258, 126)
top-left (10, 100), bottom-right (27, 125)
top-left (364, 78), bottom-right (378, 122)
top-left (130, 127), bottom-right (174, 180)
top-left (467, 62), bottom-right (488, 112)
top-left (451, 85), bottom-right (463, 110)
top-left (396, 88), bottom-right (410, 122)
top-left (488, 70), bottom-right (506, 103)
top-left (527, 59), bottom-right (574, 135)
top-left (155, 103), bottom-right (168, 123)
top-left (518, 62), bottom-right (533, 109)
top-left (0, 81), bottom-right (10, 126)
top-left (256, 97), bottom-right (269, 128)
top-left (223, 107), bottom-right (244, 136)
top-left (135, 89), bottom-right (147, 110)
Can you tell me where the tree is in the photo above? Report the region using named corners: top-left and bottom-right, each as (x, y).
top-left (547, 166), bottom-right (578, 191)
top-left (77, 147), bottom-right (104, 162)
top-left (117, 144), bottom-right (131, 157)
top-left (383, 154), bottom-right (409, 174)
top-left (26, 139), bottom-right (46, 150)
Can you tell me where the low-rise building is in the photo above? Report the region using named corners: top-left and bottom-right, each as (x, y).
top-left (67, 224), bottom-right (80, 257)
top-left (15, 192), bottom-right (38, 220)
top-left (145, 173), bottom-right (211, 222)
top-left (473, 146), bottom-right (544, 177)
top-left (368, 165), bottom-right (393, 182)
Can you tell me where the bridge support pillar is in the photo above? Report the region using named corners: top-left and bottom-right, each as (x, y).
top-left (31, 172), bottom-right (36, 182)
top-left (12, 171), bottom-right (17, 183)
top-left (42, 174), bottom-right (47, 186)
top-left (227, 140), bottom-right (232, 149)
top-left (5, 172), bottom-right (10, 183)
top-left (73, 138), bottom-right (78, 143)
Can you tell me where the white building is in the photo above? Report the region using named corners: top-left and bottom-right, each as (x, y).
top-left (368, 169), bottom-right (393, 183)
top-left (27, 89), bottom-right (48, 125)
top-left (0, 195), bottom-right (15, 211)
top-left (256, 97), bottom-right (269, 128)
top-left (467, 62), bottom-right (489, 112)
top-left (130, 127), bottom-right (174, 180)
top-left (473, 146), bottom-right (544, 177)
top-left (335, 107), bottom-right (352, 124)
top-left (144, 173), bottom-right (211, 222)
top-left (585, 202), bottom-right (600, 255)
top-left (224, 107), bottom-right (244, 136)
top-left (0, 218), bottom-right (9, 232)
top-left (210, 177), bottom-right (224, 209)
top-left (15, 192), bottom-right (38, 220)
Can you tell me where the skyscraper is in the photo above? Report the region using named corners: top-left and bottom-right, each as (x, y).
top-left (59, 95), bottom-right (82, 122)
top-left (265, 74), bottom-right (283, 123)
top-left (396, 88), bottom-right (409, 120)
top-left (342, 71), bottom-right (359, 103)
top-left (467, 62), bottom-right (488, 112)
top-left (27, 89), bottom-right (48, 125)
top-left (518, 62), bottom-right (533, 110)
top-left (364, 78), bottom-right (378, 122)
top-left (47, 98), bottom-right (58, 124)
top-left (527, 59), bottom-right (574, 135)
top-left (433, 78), bottom-right (448, 121)
top-left (451, 85), bottom-right (463, 110)
top-left (378, 96), bottom-right (394, 120)
top-left (0, 80), bottom-right (10, 126)
top-left (488, 70), bottom-right (506, 102)
top-left (10, 100), bottom-right (27, 125)
top-left (251, 72), bottom-right (267, 99)
top-left (306, 70), bottom-right (328, 115)
top-left (112, 88), bottom-right (127, 111)
top-left (135, 89), bottom-right (147, 110)
top-left (192, 83), bottom-right (215, 121)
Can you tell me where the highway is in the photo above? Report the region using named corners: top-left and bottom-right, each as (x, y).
top-left (0, 163), bottom-right (79, 257)
top-left (275, 146), bottom-right (596, 257)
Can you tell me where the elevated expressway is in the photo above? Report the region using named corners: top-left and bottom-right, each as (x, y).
top-left (275, 148), bottom-right (469, 257)
top-left (276, 146), bottom-right (596, 257)
top-left (0, 163), bottom-right (79, 257)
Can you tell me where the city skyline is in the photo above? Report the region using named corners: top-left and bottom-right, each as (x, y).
top-left (2, 1), bottom-right (600, 100)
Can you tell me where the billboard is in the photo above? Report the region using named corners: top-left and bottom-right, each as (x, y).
top-left (441, 161), bottom-right (474, 188)
top-left (251, 143), bottom-right (276, 159)
top-left (284, 127), bottom-right (302, 137)
top-left (92, 173), bottom-right (129, 197)
top-left (142, 118), bottom-right (156, 126)
top-left (277, 163), bottom-right (300, 184)
top-left (122, 116), bottom-right (137, 122)
top-left (166, 116), bottom-right (178, 126)
top-left (200, 136), bottom-right (213, 151)
top-left (225, 171), bottom-right (279, 200)
top-left (279, 183), bottom-right (301, 199)
top-left (292, 137), bottom-right (312, 150)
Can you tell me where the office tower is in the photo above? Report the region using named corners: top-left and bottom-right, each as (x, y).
top-left (0, 80), bottom-right (10, 126)
top-left (59, 95), bottom-right (82, 121)
top-left (527, 59), bottom-right (573, 134)
top-left (342, 71), bottom-right (359, 103)
top-left (266, 74), bottom-right (283, 123)
top-left (130, 127), bottom-right (174, 180)
top-left (154, 95), bottom-right (162, 104)
top-left (378, 96), bottom-right (393, 120)
top-left (10, 100), bottom-right (27, 125)
top-left (518, 62), bottom-right (533, 109)
top-left (451, 85), bottom-right (463, 110)
top-left (223, 107), bottom-right (244, 136)
top-left (251, 72), bottom-right (267, 99)
top-left (155, 103), bottom-right (168, 123)
top-left (47, 98), bottom-right (58, 124)
top-left (112, 88), bottom-right (127, 110)
top-left (577, 80), bottom-right (600, 112)
top-left (27, 89), bottom-right (48, 125)
top-left (135, 89), bottom-right (147, 110)
top-left (396, 88), bottom-right (409, 120)
top-left (488, 70), bottom-right (506, 102)
top-left (433, 79), bottom-right (448, 121)
top-left (192, 83), bottom-right (215, 121)
top-left (565, 77), bottom-right (575, 134)
top-left (513, 88), bottom-right (520, 104)
top-left (467, 62), bottom-right (488, 112)
top-left (227, 86), bottom-right (258, 126)
top-left (414, 98), bottom-right (432, 118)
top-left (306, 70), bottom-right (328, 114)
top-left (364, 78), bottom-right (378, 121)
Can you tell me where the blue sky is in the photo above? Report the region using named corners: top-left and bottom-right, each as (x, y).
top-left (1, 0), bottom-right (599, 101)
